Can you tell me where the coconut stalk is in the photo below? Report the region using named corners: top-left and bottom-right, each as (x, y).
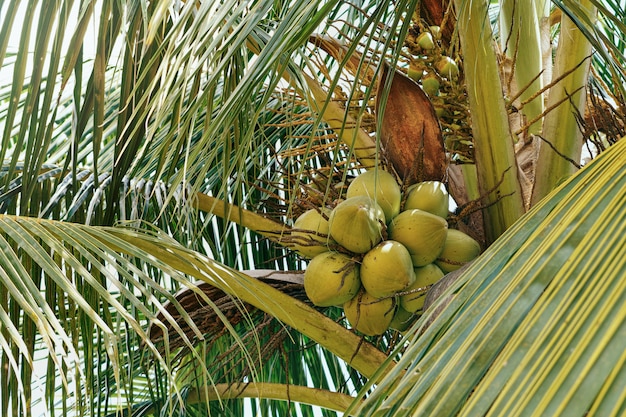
top-left (453, 0), bottom-right (525, 243)
top-left (301, 73), bottom-right (379, 170)
top-left (531, 0), bottom-right (596, 205)
top-left (499, 0), bottom-right (547, 135)
top-left (247, 35), bottom-right (379, 170)
top-left (194, 192), bottom-right (287, 240)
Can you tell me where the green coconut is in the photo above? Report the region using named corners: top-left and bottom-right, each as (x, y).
top-left (328, 196), bottom-right (385, 254)
top-left (421, 73), bottom-right (440, 96)
top-left (292, 208), bottom-right (334, 258)
top-left (360, 240), bottom-right (416, 298)
top-left (389, 305), bottom-right (417, 332)
top-left (399, 263), bottom-right (445, 313)
top-left (436, 56), bottom-right (459, 79)
top-left (429, 26), bottom-right (441, 40)
top-left (408, 66), bottom-right (424, 82)
top-left (435, 229), bottom-right (481, 273)
top-left (347, 170), bottom-right (402, 221)
top-left (343, 290), bottom-right (395, 336)
top-left (404, 181), bottom-right (449, 219)
top-left (417, 32), bottom-right (435, 50)
top-left (304, 252), bottom-right (361, 307)
top-left (388, 209), bottom-right (448, 267)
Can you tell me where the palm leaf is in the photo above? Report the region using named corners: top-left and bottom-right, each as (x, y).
top-left (557, 0), bottom-right (626, 98)
top-left (0, 213), bottom-right (395, 414)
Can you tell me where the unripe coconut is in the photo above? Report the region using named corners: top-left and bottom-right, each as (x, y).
top-left (343, 290), bottom-right (395, 336)
top-left (421, 73), bottom-right (440, 96)
top-left (432, 98), bottom-right (447, 118)
top-left (404, 181), bottom-right (449, 219)
top-left (304, 252), bottom-right (361, 307)
top-left (328, 196), bottom-right (385, 254)
top-left (435, 229), bottom-right (481, 273)
top-left (400, 263), bottom-right (445, 313)
top-left (389, 305), bottom-right (417, 332)
top-left (389, 209), bottom-right (448, 267)
top-left (429, 26), bottom-right (441, 40)
top-left (416, 32), bottom-right (435, 50)
top-left (347, 170), bottom-right (401, 221)
top-left (436, 56), bottom-right (459, 79)
top-left (408, 66), bottom-right (424, 82)
top-left (361, 240), bottom-right (415, 298)
top-left (292, 208), bottom-right (334, 258)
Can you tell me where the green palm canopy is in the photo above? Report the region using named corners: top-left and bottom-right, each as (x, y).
top-left (0, 0), bottom-right (624, 415)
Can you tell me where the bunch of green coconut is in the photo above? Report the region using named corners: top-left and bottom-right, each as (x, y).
top-left (292, 169), bottom-right (481, 336)
top-left (405, 25), bottom-right (460, 98)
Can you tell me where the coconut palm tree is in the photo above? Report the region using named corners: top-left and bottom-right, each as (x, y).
top-left (0, 0), bottom-right (624, 416)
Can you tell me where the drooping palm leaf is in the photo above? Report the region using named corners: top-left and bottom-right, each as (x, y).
top-left (0, 214), bottom-right (395, 415)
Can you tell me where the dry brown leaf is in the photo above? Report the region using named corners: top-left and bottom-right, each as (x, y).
top-left (376, 63), bottom-right (446, 185)
top-left (149, 273), bottom-right (308, 351)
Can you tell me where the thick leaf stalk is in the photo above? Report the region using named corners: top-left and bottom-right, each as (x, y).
top-left (500, 0), bottom-right (547, 135)
top-left (454, 0), bottom-right (525, 243)
top-left (185, 382), bottom-right (357, 412)
top-left (531, 0), bottom-right (596, 205)
top-left (194, 192), bottom-right (287, 240)
top-left (110, 230), bottom-right (394, 380)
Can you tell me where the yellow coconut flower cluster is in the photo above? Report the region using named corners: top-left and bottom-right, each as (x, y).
top-left (293, 170), bottom-right (480, 336)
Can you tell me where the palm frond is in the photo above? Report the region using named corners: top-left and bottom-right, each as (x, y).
top-left (0, 217), bottom-right (185, 415)
top-left (556, 0), bottom-right (626, 98)
top-left (0, 214), bottom-right (396, 414)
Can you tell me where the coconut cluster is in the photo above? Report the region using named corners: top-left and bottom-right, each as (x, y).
top-left (294, 170), bottom-right (481, 336)
top-left (405, 25), bottom-right (459, 98)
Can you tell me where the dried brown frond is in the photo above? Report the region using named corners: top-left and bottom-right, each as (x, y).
top-left (582, 81), bottom-right (625, 156)
top-left (148, 275), bottom-right (310, 355)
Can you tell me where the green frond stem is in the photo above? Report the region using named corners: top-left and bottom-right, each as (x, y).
top-left (108, 229), bottom-right (395, 380)
top-left (195, 192), bottom-right (287, 241)
top-left (531, 0), bottom-right (596, 205)
top-left (500, 0), bottom-right (547, 135)
top-left (461, 164), bottom-right (480, 202)
top-left (453, 0), bottom-right (525, 243)
top-left (184, 382), bottom-right (357, 413)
